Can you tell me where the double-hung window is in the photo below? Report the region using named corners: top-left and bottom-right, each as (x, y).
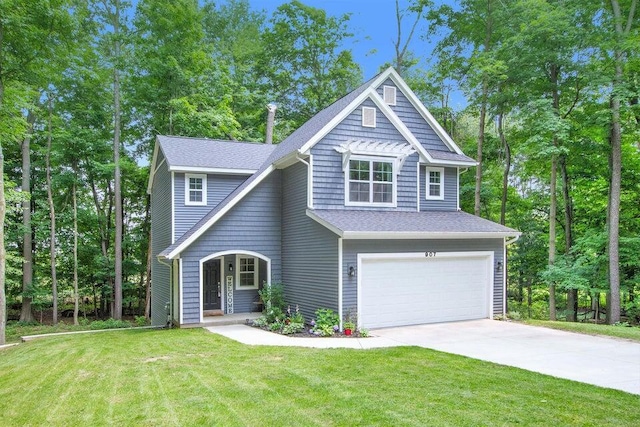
top-left (236, 256), bottom-right (258, 289)
top-left (425, 167), bottom-right (444, 200)
top-left (185, 174), bottom-right (207, 206)
top-left (347, 158), bottom-right (395, 206)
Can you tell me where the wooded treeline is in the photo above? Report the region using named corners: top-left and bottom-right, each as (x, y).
top-left (0, 0), bottom-right (638, 344)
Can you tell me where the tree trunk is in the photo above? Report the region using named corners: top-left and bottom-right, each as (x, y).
top-left (475, 1), bottom-right (493, 217)
top-left (46, 97), bottom-right (58, 325)
top-left (606, 0), bottom-right (634, 324)
top-left (144, 195), bottom-right (152, 320)
top-left (547, 63), bottom-right (561, 321)
top-left (20, 110), bottom-right (36, 323)
top-left (498, 111), bottom-right (510, 225)
top-left (0, 64), bottom-right (6, 343)
top-left (560, 155), bottom-right (577, 321)
top-left (0, 140), bottom-right (6, 345)
top-left (73, 179), bottom-right (79, 326)
top-left (113, 0), bottom-right (123, 320)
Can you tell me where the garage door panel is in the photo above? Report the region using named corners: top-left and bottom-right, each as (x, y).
top-left (359, 253), bottom-right (492, 329)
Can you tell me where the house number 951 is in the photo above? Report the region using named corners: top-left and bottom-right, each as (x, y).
top-left (425, 251), bottom-right (437, 257)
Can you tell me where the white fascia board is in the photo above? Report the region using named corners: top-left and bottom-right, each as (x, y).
top-left (426, 159), bottom-right (478, 167)
top-left (168, 165), bottom-right (256, 175)
top-left (342, 231), bottom-right (522, 240)
top-left (306, 210), bottom-right (344, 237)
top-left (384, 68), bottom-right (465, 155)
top-left (146, 140), bottom-right (161, 194)
top-left (164, 166), bottom-right (275, 259)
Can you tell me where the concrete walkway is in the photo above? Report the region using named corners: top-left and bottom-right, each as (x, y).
top-left (206, 320), bottom-right (640, 395)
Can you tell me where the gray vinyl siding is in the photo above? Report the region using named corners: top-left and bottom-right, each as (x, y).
top-left (283, 162), bottom-right (340, 321)
top-left (420, 166), bottom-right (459, 211)
top-left (150, 151), bottom-right (172, 326)
top-left (377, 79), bottom-right (449, 151)
top-left (311, 97), bottom-right (418, 211)
top-left (179, 172), bottom-right (282, 324)
top-left (342, 239), bottom-right (505, 317)
top-left (174, 173), bottom-right (246, 240)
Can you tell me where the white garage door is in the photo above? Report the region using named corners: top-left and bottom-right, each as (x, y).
top-left (359, 252), bottom-right (493, 329)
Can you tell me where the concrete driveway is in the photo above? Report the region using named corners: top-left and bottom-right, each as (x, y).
top-left (373, 320), bottom-right (640, 395)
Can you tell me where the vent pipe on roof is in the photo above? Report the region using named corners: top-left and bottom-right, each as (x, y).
top-left (265, 103), bottom-right (277, 145)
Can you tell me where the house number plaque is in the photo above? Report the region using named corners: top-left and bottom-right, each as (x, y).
top-left (425, 251), bottom-right (437, 257)
top-left (226, 275), bottom-right (234, 314)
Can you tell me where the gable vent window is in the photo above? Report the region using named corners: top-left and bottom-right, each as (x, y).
top-left (426, 167), bottom-right (444, 200)
top-left (185, 173), bottom-right (207, 206)
top-left (362, 107), bottom-right (376, 128)
top-left (383, 85), bottom-right (397, 105)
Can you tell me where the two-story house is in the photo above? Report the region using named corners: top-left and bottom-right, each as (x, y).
top-left (148, 67), bottom-right (520, 329)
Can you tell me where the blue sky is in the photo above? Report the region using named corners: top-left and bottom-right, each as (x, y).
top-left (249, 0), bottom-right (441, 80)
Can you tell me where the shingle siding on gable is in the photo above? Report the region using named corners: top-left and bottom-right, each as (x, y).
top-left (282, 162), bottom-right (339, 320)
top-left (173, 173), bottom-right (246, 240)
top-left (420, 166), bottom-right (459, 211)
top-left (377, 79), bottom-right (449, 152)
top-left (150, 150), bottom-right (172, 326)
top-left (178, 172), bottom-right (283, 324)
top-left (342, 239), bottom-right (505, 317)
top-left (311, 97), bottom-right (418, 211)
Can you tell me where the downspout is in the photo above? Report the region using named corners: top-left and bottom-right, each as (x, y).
top-left (296, 153), bottom-right (313, 209)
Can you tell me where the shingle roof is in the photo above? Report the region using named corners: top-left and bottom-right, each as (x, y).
top-left (427, 149), bottom-right (476, 164)
top-left (263, 73), bottom-right (378, 166)
top-left (157, 135), bottom-right (276, 171)
top-left (308, 209), bottom-right (520, 237)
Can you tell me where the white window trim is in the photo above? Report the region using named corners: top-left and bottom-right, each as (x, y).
top-left (345, 156), bottom-right (397, 207)
top-left (425, 166), bottom-right (445, 200)
top-left (383, 85), bottom-right (397, 105)
top-left (362, 106), bottom-right (377, 128)
top-left (235, 255), bottom-right (259, 290)
top-left (185, 173), bottom-right (207, 206)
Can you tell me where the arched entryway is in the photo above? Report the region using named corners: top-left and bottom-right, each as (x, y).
top-left (199, 250), bottom-right (271, 319)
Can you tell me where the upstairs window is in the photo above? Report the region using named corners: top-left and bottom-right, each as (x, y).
top-left (185, 173), bottom-right (207, 206)
top-left (236, 256), bottom-right (258, 289)
top-left (426, 167), bottom-right (444, 200)
top-left (347, 158), bottom-right (395, 206)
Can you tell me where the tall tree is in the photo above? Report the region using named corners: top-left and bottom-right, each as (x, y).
top-left (19, 110), bottom-right (36, 322)
top-left (112, 0), bottom-right (123, 320)
top-left (607, 0), bottom-right (637, 324)
top-left (45, 96), bottom-right (59, 325)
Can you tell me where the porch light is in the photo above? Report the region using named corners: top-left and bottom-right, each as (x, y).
top-left (228, 262), bottom-right (233, 272)
top-left (348, 265), bottom-right (356, 277)
top-left (496, 261), bottom-right (503, 272)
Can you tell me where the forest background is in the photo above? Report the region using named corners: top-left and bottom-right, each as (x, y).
top-left (0, 0), bottom-right (638, 344)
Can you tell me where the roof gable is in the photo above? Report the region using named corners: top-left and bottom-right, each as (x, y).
top-left (147, 135), bottom-right (276, 194)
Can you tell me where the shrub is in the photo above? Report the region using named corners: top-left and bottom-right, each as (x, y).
top-left (259, 282), bottom-right (286, 312)
top-left (89, 318), bottom-right (131, 330)
top-left (134, 316), bottom-right (149, 327)
top-left (282, 322), bottom-right (304, 335)
top-left (314, 308), bottom-right (339, 330)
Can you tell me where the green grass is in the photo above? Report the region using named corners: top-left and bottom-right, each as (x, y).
top-left (1, 329), bottom-right (638, 426)
top-left (523, 319), bottom-right (640, 342)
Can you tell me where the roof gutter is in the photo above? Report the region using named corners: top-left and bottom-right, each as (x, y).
top-left (505, 234), bottom-right (521, 245)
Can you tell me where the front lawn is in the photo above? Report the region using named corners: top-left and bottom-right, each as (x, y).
top-left (0, 329), bottom-right (638, 426)
top-left (523, 319), bottom-right (640, 342)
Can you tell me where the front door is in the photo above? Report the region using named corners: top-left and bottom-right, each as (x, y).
top-left (203, 259), bottom-right (221, 310)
